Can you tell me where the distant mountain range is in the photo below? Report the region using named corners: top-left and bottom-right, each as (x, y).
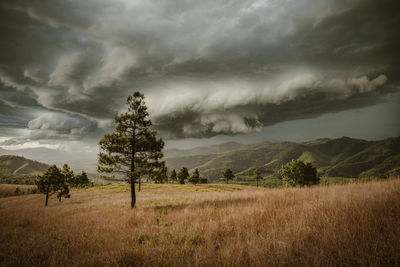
top-left (1, 136), bottom-right (399, 183)
top-left (165, 136), bottom-right (400, 181)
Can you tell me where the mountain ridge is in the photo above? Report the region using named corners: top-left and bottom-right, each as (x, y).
top-left (165, 136), bottom-right (400, 181)
top-left (1, 136), bottom-right (399, 182)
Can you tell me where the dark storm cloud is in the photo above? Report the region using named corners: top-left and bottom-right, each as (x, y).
top-left (0, 0), bottom-right (399, 143)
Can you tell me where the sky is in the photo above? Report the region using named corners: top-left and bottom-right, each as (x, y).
top-left (0, 0), bottom-right (399, 151)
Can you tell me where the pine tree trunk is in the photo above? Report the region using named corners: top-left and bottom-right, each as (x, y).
top-left (139, 177), bottom-right (141, 192)
top-left (45, 185), bottom-right (49, 206)
top-left (130, 154), bottom-right (136, 208)
top-left (130, 128), bottom-right (136, 208)
top-left (131, 178), bottom-right (136, 208)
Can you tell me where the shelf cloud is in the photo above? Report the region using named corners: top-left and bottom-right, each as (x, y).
top-left (0, 0), bottom-right (399, 144)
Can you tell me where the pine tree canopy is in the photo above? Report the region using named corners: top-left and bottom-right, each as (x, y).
top-left (97, 92), bottom-right (165, 207)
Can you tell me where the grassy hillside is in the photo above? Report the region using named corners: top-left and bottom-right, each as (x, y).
top-left (0, 184), bottom-right (37, 198)
top-left (166, 154), bottom-right (216, 172)
top-left (0, 147), bottom-right (97, 173)
top-left (164, 141), bottom-right (248, 158)
top-left (0, 155), bottom-right (49, 184)
top-left (166, 136), bottom-right (400, 182)
top-left (0, 180), bottom-right (399, 266)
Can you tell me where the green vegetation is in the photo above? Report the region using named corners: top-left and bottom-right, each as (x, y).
top-left (253, 168), bottom-right (263, 187)
top-left (35, 165), bottom-right (69, 206)
top-left (169, 169), bottom-right (177, 183)
top-left (98, 92), bottom-right (165, 208)
top-left (220, 168), bottom-right (235, 184)
top-left (188, 168), bottom-right (200, 184)
top-left (150, 164), bottom-right (168, 184)
top-left (0, 184), bottom-right (38, 198)
top-left (165, 136), bottom-right (400, 183)
top-left (35, 164), bottom-right (90, 206)
top-left (177, 167), bottom-right (189, 184)
top-left (0, 155), bottom-right (49, 184)
top-left (279, 160), bottom-right (319, 187)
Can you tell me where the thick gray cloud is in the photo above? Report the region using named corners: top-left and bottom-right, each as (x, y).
top-left (0, 0), bottom-right (399, 144)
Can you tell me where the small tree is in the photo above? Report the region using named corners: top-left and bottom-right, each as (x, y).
top-left (35, 165), bottom-right (70, 206)
top-left (253, 168), bottom-right (263, 187)
top-left (69, 171), bottom-right (90, 188)
top-left (279, 160), bottom-right (319, 187)
top-left (35, 164), bottom-right (90, 206)
top-left (169, 169), bottom-right (177, 184)
top-left (188, 168), bottom-right (200, 185)
top-left (221, 168), bottom-right (235, 184)
top-left (151, 163), bottom-right (168, 184)
top-left (98, 92), bottom-right (164, 208)
top-left (177, 167), bottom-right (189, 184)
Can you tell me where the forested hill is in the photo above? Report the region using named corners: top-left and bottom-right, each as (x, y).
top-left (0, 155), bottom-right (49, 184)
top-left (165, 136), bottom-right (400, 181)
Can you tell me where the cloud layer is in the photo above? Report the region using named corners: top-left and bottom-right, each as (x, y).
top-left (0, 0), bottom-right (399, 143)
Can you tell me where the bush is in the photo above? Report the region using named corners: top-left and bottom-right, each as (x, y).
top-left (14, 187), bottom-right (21, 195)
top-left (279, 160), bottom-right (319, 187)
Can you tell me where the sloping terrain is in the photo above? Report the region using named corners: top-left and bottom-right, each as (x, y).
top-left (0, 147), bottom-right (97, 173)
top-left (164, 141), bottom-right (248, 158)
top-left (0, 155), bottom-right (49, 175)
top-left (0, 155), bottom-right (49, 184)
top-left (166, 136), bottom-right (400, 181)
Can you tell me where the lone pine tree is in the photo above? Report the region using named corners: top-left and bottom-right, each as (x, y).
top-left (98, 92), bottom-right (164, 208)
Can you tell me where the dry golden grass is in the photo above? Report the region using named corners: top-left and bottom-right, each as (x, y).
top-left (0, 184), bottom-right (37, 197)
top-left (0, 180), bottom-right (399, 266)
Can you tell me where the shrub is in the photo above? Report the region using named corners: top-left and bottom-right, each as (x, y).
top-left (279, 160), bottom-right (319, 186)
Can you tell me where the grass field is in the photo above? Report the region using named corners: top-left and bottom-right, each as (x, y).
top-left (0, 184), bottom-right (37, 198)
top-left (1, 180), bottom-right (399, 266)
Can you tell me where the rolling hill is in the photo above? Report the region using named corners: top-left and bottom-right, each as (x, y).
top-left (165, 136), bottom-right (400, 181)
top-left (1, 136), bottom-right (399, 183)
top-left (0, 155), bottom-right (50, 184)
top-left (0, 147), bottom-right (97, 173)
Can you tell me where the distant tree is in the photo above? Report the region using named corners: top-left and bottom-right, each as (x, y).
top-left (177, 167), bottom-right (189, 184)
top-left (151, 163), bottom-right (168, 184)
top-left (169, 169), bottom-right (177, 184)
top-left (199, 177), bottom-right (208, 184)
top-left (279, 160), bottom-right (319, 187)
top-left (69, 171), bottom-right (90, 188)
top-left (253, 168), bottom-right (263, 187)
top-left (98, 92), bottom-right (165, 208)
top-left (188, 168), bottom-right (200, 185)
top-left (14, 187), bottom-right (21, 195)
top-left (253, 168), bottom-right (261, 187)
top-left (221, 168), bottom-right (235, 184)
top-left (35, 165), bottom-right (70, 206)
